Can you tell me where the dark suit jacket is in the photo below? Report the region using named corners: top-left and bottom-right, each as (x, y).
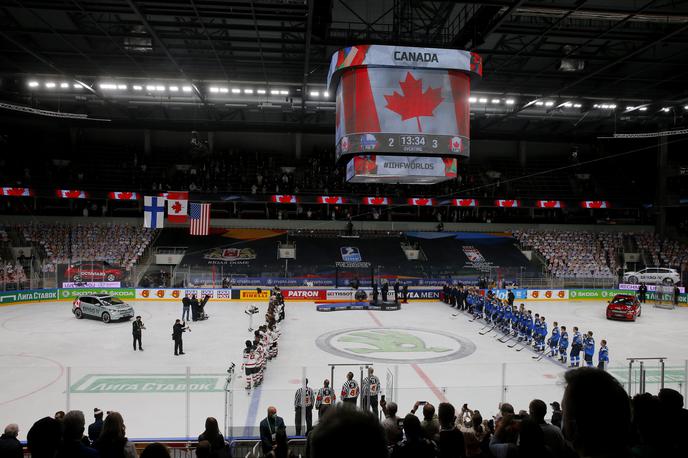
top-left (259, 416), bottom-right (285, 454)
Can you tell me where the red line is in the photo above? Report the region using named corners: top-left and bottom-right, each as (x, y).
top-left (366, 310), bottom-right (447, 403)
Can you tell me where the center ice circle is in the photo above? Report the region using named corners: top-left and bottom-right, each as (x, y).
top-left (316, 327), bottom-right (476, 364)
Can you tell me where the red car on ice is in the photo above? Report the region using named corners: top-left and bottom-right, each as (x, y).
top-left (65, 261), bottom-right (124, 282)
top-left (606, 294), bottom-right (642, 321)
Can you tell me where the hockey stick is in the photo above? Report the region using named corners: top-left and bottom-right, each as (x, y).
top-left (479, 325), bottom-right (496, 335)
top-left (499, 334), bottom-right (515, 344)
top-left (514, 342), bottom-right (528, 351)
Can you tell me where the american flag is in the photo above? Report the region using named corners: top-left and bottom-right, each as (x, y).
top-left (189, 202), bottom-right (211, 235)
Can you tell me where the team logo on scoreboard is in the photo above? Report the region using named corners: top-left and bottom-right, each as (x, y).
top-left (340, 246), bottom-right (362, 262)
top-left (450, 136), bottom-right (463, 153)
top-left (359, 134), bottom-right (378, 152)
top-left (316, 327), bottom-right (476, 364)
top-left (341, 136), bottom-right (350, 152)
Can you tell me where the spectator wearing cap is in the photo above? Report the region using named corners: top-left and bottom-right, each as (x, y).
top-left (549, 402), bottom-right (562, 428)
top-left (528, 399), bottom-right (568, 456)
top-left (0, 423), bottom-right (23, 458)
top-left (89, 408), bottom-right (104, 443)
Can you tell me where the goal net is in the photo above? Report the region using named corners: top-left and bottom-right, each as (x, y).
top-left (652, 284), bottom-right (676, 310)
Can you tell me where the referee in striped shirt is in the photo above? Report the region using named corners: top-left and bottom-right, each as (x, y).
top-left (294, 378), bottom-right (314, 435)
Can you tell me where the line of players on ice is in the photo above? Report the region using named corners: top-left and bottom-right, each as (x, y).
top-left (442, 285), bottom-right (609, 369)
top-left (241, 288), bottom-right (285, 391)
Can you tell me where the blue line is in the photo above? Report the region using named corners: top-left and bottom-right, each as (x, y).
top-left (243, 385), bottom-right (263, 436)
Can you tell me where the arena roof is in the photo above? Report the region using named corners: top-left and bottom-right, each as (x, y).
top-left (1, 0), bottom-right (687, 139)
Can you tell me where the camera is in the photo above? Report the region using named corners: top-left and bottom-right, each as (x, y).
top-left (227, 363), bottom-right (235, 374)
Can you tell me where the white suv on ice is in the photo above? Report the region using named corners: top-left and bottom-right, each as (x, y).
top-left (623, 267), bottom-right (681, 285)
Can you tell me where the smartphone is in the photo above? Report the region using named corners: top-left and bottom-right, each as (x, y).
top-left (418, 401), bottom-right (427, 405)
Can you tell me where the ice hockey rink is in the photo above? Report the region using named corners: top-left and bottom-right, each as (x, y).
top-left (1, 297), bottom-right (687, 441)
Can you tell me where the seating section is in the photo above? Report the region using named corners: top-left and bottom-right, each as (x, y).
top-left (633, 233), bottom-right (688, 270)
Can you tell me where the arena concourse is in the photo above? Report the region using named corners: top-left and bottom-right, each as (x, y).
top-left (1, 2), bottom-right (688, 458)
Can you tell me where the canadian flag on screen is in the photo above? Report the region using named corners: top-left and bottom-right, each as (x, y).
top-left (317, 196), bottom-right (345, 204)
top-left (167, 191), bottom-right (189, 223)
top-left (361, 197), bottom-right (389, 205)
top-left (581, 200), bottom-right (610, 209)
top-left (56, 189), bottom-right (87, 199)
top-left (271, 195), bottom-right (298, 204)
top-left (495, 200), bottom-right (520, 208)
top-left (108, 191), bottom-right (139, 200)
top-left (452, 198), bottom-right (477, 207)
top-left (407, 198), bottom-right (435, 206)
top-left (0, 187), bottom-right (32, 196)
top-left (536, 200), bottom-right (562, 208)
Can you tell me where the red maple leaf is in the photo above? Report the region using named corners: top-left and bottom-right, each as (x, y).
top-left (369, 197), bottom-right (385, 205)
top-left (415, 198), bottom-right (429, 206)
top-left (458, 199), bottom-right (474, 206)
top-left (278, 195), bottom-right (294, 203)
top-left (324, 197), bottom-right (340, 204)
top-left (588, 201), bottom-right (603, 208)
top-left (501, 200), bottom-right (515, 207)
top-left (7, 188), bottom-right (26, 196)
top-left (119, 192), bottom-right (133, 200)
top-left (65, 190), bottom-right (82, 198)
top-left (543, 201), bottom-right (558, 208)
top-left (171, 201), bottom-right (182, 213)
top-left (384, 72), bottom-right (443, 132)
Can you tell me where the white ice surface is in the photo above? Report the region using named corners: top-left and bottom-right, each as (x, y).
top-left (1, 298), bottom-right (686, 440)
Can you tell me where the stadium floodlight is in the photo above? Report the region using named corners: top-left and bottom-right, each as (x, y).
top-left (626, 106), bottom-right (634, 110)
top-left (639, 107), bottom-right (647, 111)
top-left (133, 85), bottom-right (143, 91)
top-left (99, 83), bottom-right (116, 90)
top-left (323, 91), bottom-right (330, 97)
top-left (169, 86), bottom-right (179, 92)
top-left (28, 81), bottom-right (39, 88)
top-left (491, 98), bottom-right (500, 104)
top-left (73, 83), bottom-right (83, 89)
top-left (609, 104), bottom-right (617, 109)
top-left (535, 101), bottom-right (544, 106)
top-left (562, 102), bottom-right (572, 108)
top-left (280, 90), bottom-right (289, 95)
top-left (310, 91), bottom-right (320, 97)
top-left (60, 82), bottom-right (69, 89)
top-left (270, 89), bottom-right (280, 95)
top-left (478, 97), bottom-right (487, 103)
top-left (209, 87), bottom-right (219, 93)
top-left (146, 85), bottom-right (156, 91)
top-left (684, 105), bottom-right (688, 110)
top-left (505, 99), bottom-right (515, 105)
top-left (45, 82), bottom-right (56, 89)
top-left (544, 101), bottom-right (554, 107)
top-left (182, 86), bottom-right (192, 92)
top-left (244, 89), bottom-right (254, 94)
top-left (661, 107), bottom-right (670, 112)
top-left (257, 89), bottom-right (266, 94)
top-left (155, 85), bottom-right (165, 91)
top-left (117, 84), bottom-right (127, 90)
top-left (231, 88), bottom-right (241, 94)
top-left (220, 87), bottom-right (229, 93)
top-left (468, 97), bottom-right (477, 103)
top-left (573, 103), bottom-right (582, 108)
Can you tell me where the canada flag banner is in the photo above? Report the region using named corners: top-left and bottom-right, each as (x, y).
top-left (271, 195), bottom-right (298, 204)
top-left (407, 198), bottom-right (435, 206)
top-left (452, 198), bottom-right (477, 207)
top-left (361, 197), bottom-right (389, 205)
top-left (167, 191), bottom-right (189, 223)
top-left (56, 190), bottom-right (87, 199)
top-left (581, 200), bottom-right (610, 209)
top-left (495, 200), bottom-right (520, 208)
top-left (536, 200), bottom-right (563, 208)
top-left (108, 191), bottom-right (139, 200)
top-left (0, 187), bottom-right (32, 197)
top-left (317, 196), bottom-right (345, 205)
top-left (158, 192), bottom-right (169, 199)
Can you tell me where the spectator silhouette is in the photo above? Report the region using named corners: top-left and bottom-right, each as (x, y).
top-left (562, 368), bottom-right (631, 458)
top-left (0, 424), bottom-right (23, 458)
top-left (27, 416), bottom-right (62, 458)
top-left (391, 414), bottom-right (439, 458)
top-left (140, 442), bottom-right (171, 458)
top-left (93, 412), bottom-right (137, 458)
top-left (308, 404), bottom-right (388, 458)
top-left (528, 399), bottom-right (567, 456)
top-left (56, 410), bottom-right (99, 458)
top-left (198, 417), bottom-right (230, 457)
top-left (437, 402), bottom-right (465, 458)
top-left (517, 418), bottom-right (553, 458)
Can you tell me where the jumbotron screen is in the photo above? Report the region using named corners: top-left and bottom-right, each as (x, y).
top-left (328, 45), bottom-right (482, 163)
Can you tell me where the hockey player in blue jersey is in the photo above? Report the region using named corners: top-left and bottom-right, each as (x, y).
top-left (537, 316), bottom-right (548, 352)
top-left (548, 321), bottom-right (560, 358)
top-left (570, 327), bottom-right (583, 367)
top-left (525, 311), bottom-right (535, 344)
top-left (583, 331), bottom-right (595, 367)
top-left (559, 326), bottom-right (569, 364)
top-left (598, 339), bottom-right (609, 370)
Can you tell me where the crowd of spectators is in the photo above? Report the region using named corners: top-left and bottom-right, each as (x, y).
top-left (4, 368), bottom-right (688, 457)
top-left (21, 223), bottom-right (155, 269)
top-left (633, 233), bottom-right (688, 271)
top-left (0, 260), bottom-right (28, 287)
top-left (514, 230), bottom-right (622, 279)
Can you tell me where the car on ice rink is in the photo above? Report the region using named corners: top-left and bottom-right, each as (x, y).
top-left (72, 294), bottom-right (135, 323)
top-left (65, 261), bottom-right (125, 282)
top-left (606, 294), bottom-right (641, 321)
top-left (623, 267), bottom-right (680, 285)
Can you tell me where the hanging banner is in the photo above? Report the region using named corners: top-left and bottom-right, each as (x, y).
top-left (346, 155), bottom-right (456, 184)
top-left (535, 200), bottom-right (562, 208)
